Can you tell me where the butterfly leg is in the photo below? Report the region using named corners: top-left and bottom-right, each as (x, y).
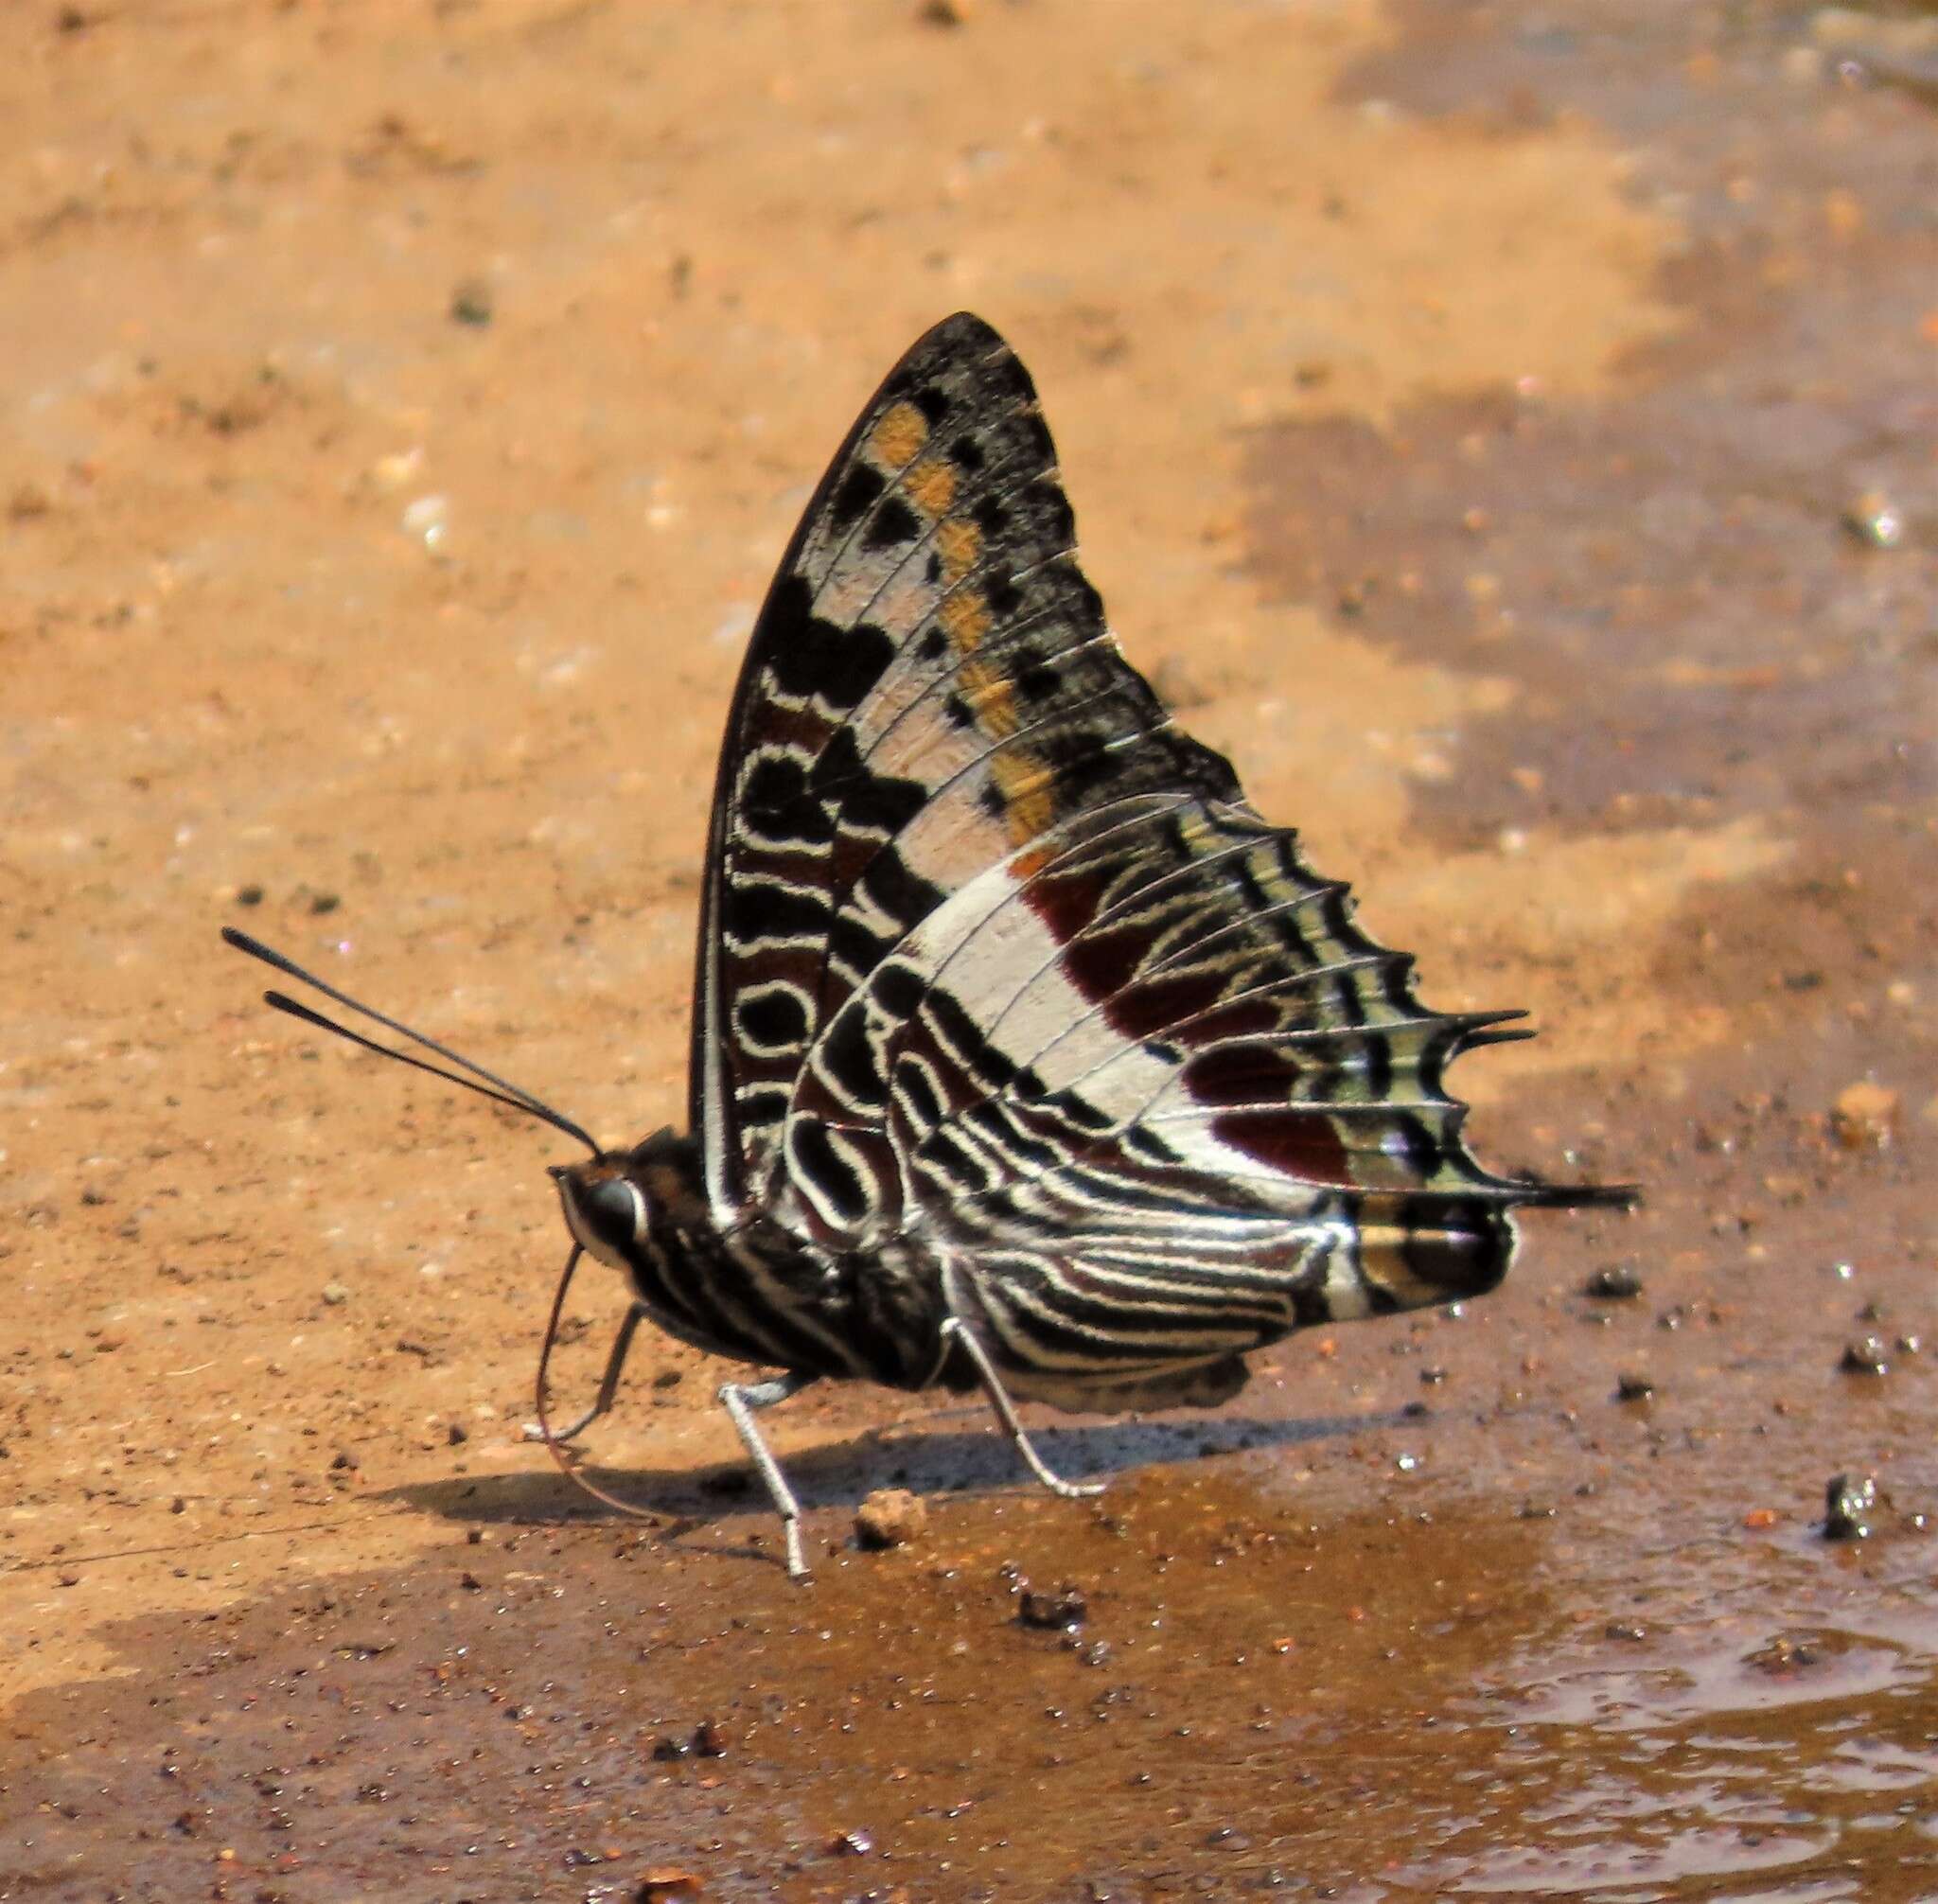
top-left (718, 1370), bottom-right (819, 1581)
top-left (523, 1303), bottom-right (645, 1444)
top-left (938, 1316), bottom-right (1106, 1502)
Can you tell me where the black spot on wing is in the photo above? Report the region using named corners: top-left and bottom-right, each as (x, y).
top-left (819, 1008), bottom-right (882, 1109)
top-left (720, 876), bottom-right (827, 947)
top-left (741, 751), bottom-right (835, 846)
top-left (872, 962), bottom-right (925, 1018)
top-left (986, 572), bottom-right (1023, 618)
top-left (833, 757), bottom-right (928, 838)
top-left (736, 987), bottom-right (810, 1049)
top-left (828, 462), bottom-right (887, 536)
top-left (862, 495), bottom-right (922, 553)
top-left (735, 1084), bottom-right (791, 1129)
top-left (758, 574), bottom-right (896, 710)
top-left (1014, 652), bottom-right (1062, 702)
top-left (825, 623), bottom-right (897, 712)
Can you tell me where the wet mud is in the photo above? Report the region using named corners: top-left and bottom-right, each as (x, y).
top-left (6, 0), bottom-right (1937, 1897)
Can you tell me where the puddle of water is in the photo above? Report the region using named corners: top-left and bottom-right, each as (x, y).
top-left (9, 1463), bottom-right (1938, 1899)
top-left (1408, 1600), bottom-right (1938, 1900)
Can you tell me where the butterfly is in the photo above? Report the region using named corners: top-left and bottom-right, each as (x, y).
top-left (229, 312), bottom-right (1630, 1578)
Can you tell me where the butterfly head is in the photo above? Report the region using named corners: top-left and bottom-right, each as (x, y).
top-left (550, 1128), bottom-right (696, 1274)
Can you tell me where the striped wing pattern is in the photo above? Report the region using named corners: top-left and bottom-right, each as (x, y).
top-left (696, 313), bottom-right (1594, 1405)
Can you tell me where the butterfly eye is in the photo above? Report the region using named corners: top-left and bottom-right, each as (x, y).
top-left (565, 1175), bottom-right (649, 1260)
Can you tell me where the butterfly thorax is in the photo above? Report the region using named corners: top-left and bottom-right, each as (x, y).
top-left (552, 1132), bottom-right (953, 1388)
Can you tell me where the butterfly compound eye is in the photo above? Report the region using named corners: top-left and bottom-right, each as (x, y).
top-left (559, 1172), bottom-right (649, 1261)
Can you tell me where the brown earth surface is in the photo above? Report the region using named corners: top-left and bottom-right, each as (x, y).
top-left (4, 1), bottom-right (1936, 1898)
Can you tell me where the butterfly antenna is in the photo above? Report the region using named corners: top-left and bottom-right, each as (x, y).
top-left (223, 926), bottom-right (600, 1156)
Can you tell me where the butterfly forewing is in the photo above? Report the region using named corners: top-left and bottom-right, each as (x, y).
top-left (698, 315), bottom-right (1070, 1214)
top-left (699, 311), bottom-right (1608, 1399)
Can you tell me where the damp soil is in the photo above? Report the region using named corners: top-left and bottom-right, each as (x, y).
top-left (5, 1), bottom-right (1937, 1898)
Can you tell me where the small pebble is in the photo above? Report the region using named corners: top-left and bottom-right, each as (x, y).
top-left (449, 277), bottom-right (493, 326)
top-left (1824, 1472), bottom-right (1877, 1540)
top-left (1614, 1371), bottom-right (1655, 1402)
top-left (1841, 489), bottom-right (1904, 549)
top-left (1831, 1080), bottom-right (1899, 1149)
top-left (854, 1487), bottom-right (927, 1551)
top-left (651, 1719), bottom-right (730, 1762)
top-left (828, 1826), bottom-right (874, 1856)
top-left (320, 1281), bottom-right (351, 1307)
top-left (634, 1871), bottom-right (705, 1904)
top-left (1747, 1633), bottom-right (1821, 1673)
top-left (1584, 1264), bottom-right (1645, 1300)
top-left (1017, 1581), bottom-right (1088, 1629)
top-left (1841, 1336), bottom-right (1891, 1376)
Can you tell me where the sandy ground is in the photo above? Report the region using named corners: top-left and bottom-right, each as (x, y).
top-left (4, 1), bottom-right (1936, 1897)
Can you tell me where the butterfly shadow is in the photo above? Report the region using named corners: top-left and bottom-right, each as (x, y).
top-left (385, 1402), bottom-right (1411, 1574)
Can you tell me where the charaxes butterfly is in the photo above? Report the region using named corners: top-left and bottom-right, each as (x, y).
top-left (229, 312), bottom-right (1630, 1578)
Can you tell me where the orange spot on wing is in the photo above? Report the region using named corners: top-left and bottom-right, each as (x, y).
top-left (956, 656), bottom-right (1019, 740)
top-left (904, 456), bottom-right (957, 518)
top-left (869, 402), bottom-right (929, 470)
top-left (936, 517), bottom-right (981, 584)
top-left (938, 587), bottom-right (991, 653)
top-left (991, 749), bottom-right (1056, 845)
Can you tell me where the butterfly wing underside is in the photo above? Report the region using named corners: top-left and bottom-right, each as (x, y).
top-left (696, 312), bottom-right (1609, 1400)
